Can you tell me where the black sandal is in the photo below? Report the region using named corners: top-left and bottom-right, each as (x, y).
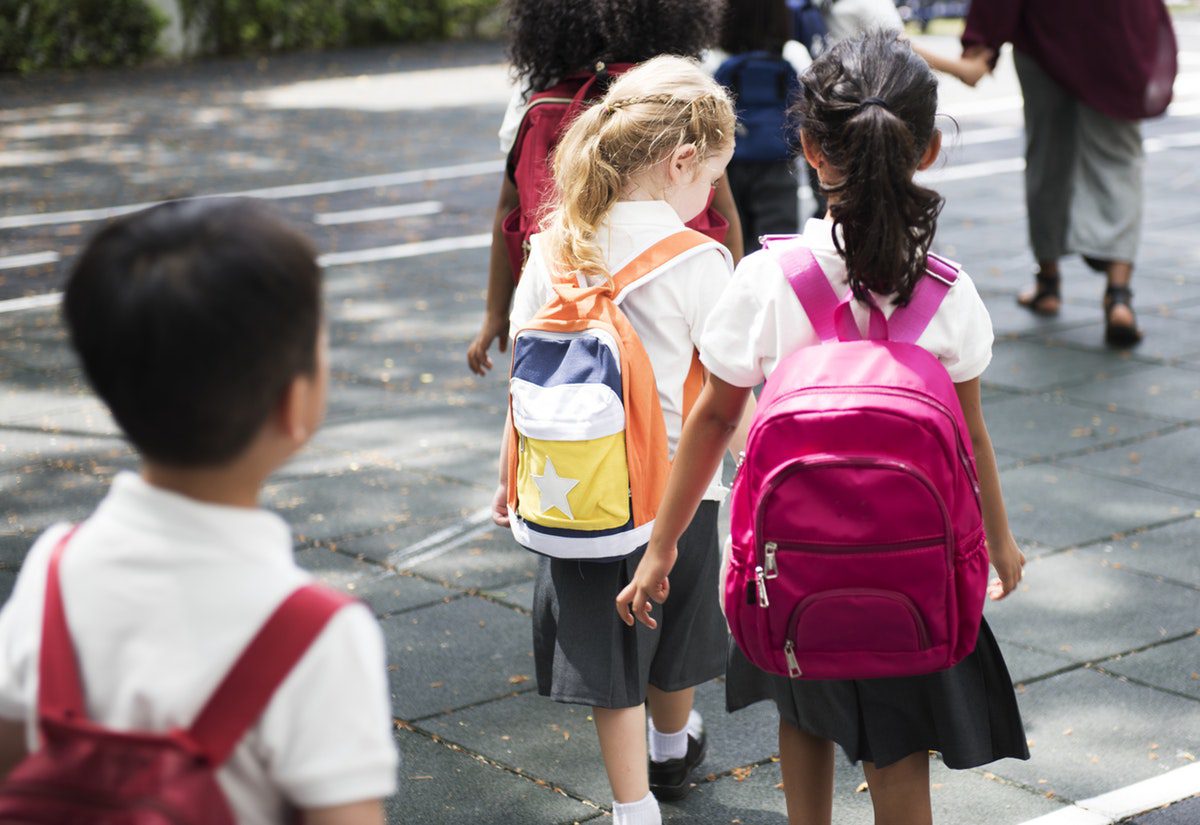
top-left (1017, 270), bottom-right (1061, 316)
top-left (1104, 284), bottom-right (1143, 348)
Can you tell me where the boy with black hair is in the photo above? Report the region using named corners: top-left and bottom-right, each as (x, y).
top-left (0, 198), bottom-right (398, 824)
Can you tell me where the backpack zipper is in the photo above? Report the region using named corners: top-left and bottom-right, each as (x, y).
top-left (784, 640), bottom-right (801, 677)
top-left (788, 588), bottom-right (932, 650)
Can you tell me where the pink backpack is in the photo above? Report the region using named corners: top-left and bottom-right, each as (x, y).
top-left (0, 528), bottom-right (353, 823)
top-left (724, 238), bottom-right (989, 681)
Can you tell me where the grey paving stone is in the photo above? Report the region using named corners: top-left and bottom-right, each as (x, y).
top-left (984, 340), bottom-right (1141, 393)
top-left (1078, 517), bottom-right (1200, 590)
top-left (1058, 365), bottom-right (1200, 423)
top-left (985, 394), bottom-right (1167, 464)
top-left (381, 596), bottom-right (535, 720)
top-left (1037, 314), bottom-right (1200, 365)
top-left (389, 726), bottom-right (596, 825)
top-left (0, 572), bottom-right (15, 607)
top-left (409, 525), bottom-right (537, 591)
top-left (484, 579), bottom-right (535, 612)
top-left (0, 465), bottom-right (110, 536)
top-left (294, 544), bottom-right (455, 615)
top-left (980, 294), bottom-right (1099, 340)
top-left (0, 532), bottom-right (33, 573)
top-left (0, 428), bottom-right (129, 472)
top-left (1101, 636), bottom-right (1200, 702)
top-left (1060, 428), bottom-right (1200, 499)
top-left (262, 466), bottom-right (490, 544)
top-left (992, 669), bottom-right (1200, 801)
top-left (992, 639), bottom-right (1077, 686)
top-left (985, 550), bottom-right (1200, 665)
top-left (1000, 465), bottom-right (1194, 549)
top-left (0, 391), bottom-right (117, 435)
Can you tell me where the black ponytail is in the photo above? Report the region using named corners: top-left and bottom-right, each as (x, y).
top-left (796, 31), bottom-right (944, 305)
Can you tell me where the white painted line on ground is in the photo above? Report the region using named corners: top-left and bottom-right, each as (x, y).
top-left (386, 507), bottom-right (495, 569)
top-left (953, 126), bottom-right (1023, 146)
top-left (0, 292), bottom-right (63, 314)
top-left (0, 159), bottom-right (504, 230)
top-left (0, 232), bottom-right (495, 315)
top-left (314, 200), bottom-right (443, 226)
top-left (1016, 762), bottom-right (1200, 825)
top-left (317, 233), bottom-right (490, 267)
top-left (0, 251), bottom-right (59, 270)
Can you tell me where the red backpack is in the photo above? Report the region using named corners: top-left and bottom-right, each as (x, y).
top-left (501, 63), bottom-right (729, 279)
top-left (0, 528), bottom-right (353, 823)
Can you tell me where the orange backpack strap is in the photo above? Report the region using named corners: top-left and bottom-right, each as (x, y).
top-left (609, 229), bottom-right (719, 301)
top-left (682, 350), bottom-right (705, 423)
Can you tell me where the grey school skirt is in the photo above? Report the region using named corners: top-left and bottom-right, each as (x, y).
top-left (726, 617), bottom-right (1030, 769)
top-left (532, 501), bottom-right (727, 709)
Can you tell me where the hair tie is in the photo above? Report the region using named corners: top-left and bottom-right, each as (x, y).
top-left (859, 96), bottom-right (889, 112)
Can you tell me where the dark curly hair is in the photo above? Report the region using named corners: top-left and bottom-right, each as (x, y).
top-left (796, 31), bottom-right (944, 306)
top-left (718, 0), bottom-right (789, 56)
top-left (506, 0), bottom-right (725, 94)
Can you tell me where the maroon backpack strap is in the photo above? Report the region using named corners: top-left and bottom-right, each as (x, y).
top-left (187, 584), bottom-right (355, 766)
top-left (37, 526), bottom-right (86, 726)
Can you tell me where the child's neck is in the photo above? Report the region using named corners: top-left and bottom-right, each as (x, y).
top-left (141, 462), bottom-right (267, 509)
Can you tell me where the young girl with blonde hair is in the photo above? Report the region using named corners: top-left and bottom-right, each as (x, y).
top-left (494, 56), bottom-right (738, 825)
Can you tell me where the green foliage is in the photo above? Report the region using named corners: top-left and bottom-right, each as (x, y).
top-left (0, 0), bottom-right (167, 73)
top-left (181, 0), bottom-right (501, 55)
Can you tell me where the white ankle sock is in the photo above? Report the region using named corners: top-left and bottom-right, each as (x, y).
top-left (612, 791), bottom-right (661, 825)
top-left (648, 709), bottom-right (702, 762)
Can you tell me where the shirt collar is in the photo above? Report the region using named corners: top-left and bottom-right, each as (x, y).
top-left (603, 200), bottom-right (685, 231)
top-left (93, 471), bottom-right (294, 562)
top-left (800, 217), bottom-right (840, 252)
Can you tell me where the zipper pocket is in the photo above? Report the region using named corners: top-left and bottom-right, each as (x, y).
top-left (788, 588), bottom-right (932, 651)
top-left (754, 456), bottom-right (953, 576)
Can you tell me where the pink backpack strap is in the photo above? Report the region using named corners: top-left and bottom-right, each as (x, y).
top-left (886, 253), bottom-right (961, 344)
top-left (766, 240), bottom-right (840, 343)
top-left (186, 584), bottom-right (354, 766)
top-left (38, 526), bottom-right (86, 727)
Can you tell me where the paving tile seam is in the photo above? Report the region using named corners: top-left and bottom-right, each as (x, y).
top-left (1039, 457), bottom-right (1200, 503)
top-left (406, 686), bottom-right (543, 727)
top-left (1008, 629), bottom-right (1200, 689)
top-left (1004, 331), bottom-right (1200, 370)
top-left (0, 422), bottom-right (125, 440)
top-left (981, 384), bottom-right (1191, 428)
top-left (994, 421), bottom-right (1196, 474)
top-left (393, 716), bottom-right (606, 813)
top-left (1096, 563), bottom-right (1200, 595)
top-left (1090, 662), bottom-right (1200, 706)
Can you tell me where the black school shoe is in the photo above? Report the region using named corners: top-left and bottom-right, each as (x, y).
top-left (648, 729), bottom-right (707, 801)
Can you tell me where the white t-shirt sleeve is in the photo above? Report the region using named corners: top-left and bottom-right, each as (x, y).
top-left (698, 252), bottom-right (783, 388)
top-left (0, 525), bottom-right (70, 723)
top-left (508, 237), bottom-right (553, 337)
top-left (826, 0), bottom-right (904, 42)
top-left (921, 269), bottom-right (994, 384)
top-left (498, 86), bottom-right (529, 155)
top-left (257, 604), bottom-right (398, 808)
top-left (682, 248), bottom-right (734, 350)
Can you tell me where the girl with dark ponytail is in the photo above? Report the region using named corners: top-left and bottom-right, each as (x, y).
top-left (620, 31), bottom-right (1029, 824)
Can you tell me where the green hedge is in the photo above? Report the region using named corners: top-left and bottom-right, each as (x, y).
top-left (0, 0), bottom-right (167, 72)
top-left (181, 0), bottom-right (500, 56)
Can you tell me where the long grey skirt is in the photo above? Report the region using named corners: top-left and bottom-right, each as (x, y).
top-left (532, 501), bottom-right (727, 709)
top-left (726, 618), bottom-right (1030, 769)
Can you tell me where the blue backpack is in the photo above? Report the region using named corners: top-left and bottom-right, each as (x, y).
top-left (714, 51), bottom-right (800, 164)
top-left (787, 0), bottom-right (830, 59)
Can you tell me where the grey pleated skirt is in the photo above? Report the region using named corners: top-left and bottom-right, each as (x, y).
top-left (726, 617), bottom-right (1030, 769)
top-left (532, 501), bottom-right (727, 709)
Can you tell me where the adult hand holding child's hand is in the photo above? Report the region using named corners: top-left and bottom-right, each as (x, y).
top-left (616, 543), bottom-right (677, 628)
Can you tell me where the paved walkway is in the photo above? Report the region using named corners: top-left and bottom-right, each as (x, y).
top-left (1, 24), bottom-right (1198, 824)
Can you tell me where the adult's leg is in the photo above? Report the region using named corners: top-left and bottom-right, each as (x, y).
top-left (862, 752), bottom-right (933, 825)
top-left (1069, 104), bottom-right (1144, 344)
top-left (1013, 50), bottom-right (1078, 314)
top-left (778, 719), bottom-right (835, 825)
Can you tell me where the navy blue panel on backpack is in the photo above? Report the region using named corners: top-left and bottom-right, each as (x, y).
top-left (715, 51), bottom-right (801, 164)
top-left (787, 0), bottom-right (830, 60)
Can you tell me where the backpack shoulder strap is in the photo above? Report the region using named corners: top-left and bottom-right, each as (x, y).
top-left (187, 584), bottom-right (355, 766)
top-left (610, 229), bottom-right (726, 304)
top-left (886, 253), bottom-right (961, 345)
top-left (38, 526), bottom-right (86, 726)
top-left (767, 238), bottom-right (840, 343)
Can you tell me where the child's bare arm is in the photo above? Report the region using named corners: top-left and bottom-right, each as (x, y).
top-left (711, 176), bottom-right (745, 265)
top-left (909, 41), bottom-right (993, 88)
top-left (954, 378), bottom-right (1025, 600)
top-left (491, 410), bottom-right (512, 528)
top-left (0, 718), bottom-right (26, 779)
top-left (468, 177), bottom-right (521, 375)
top-left (302, 799), bottom-right (386, 825)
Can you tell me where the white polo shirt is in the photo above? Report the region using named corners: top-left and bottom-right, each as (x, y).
top-left (510, 200), bottom-right (734, 499)
top-left (0, 473), bottom-right (398, 824)
top-left (699, 218), bottom-right (994, 388)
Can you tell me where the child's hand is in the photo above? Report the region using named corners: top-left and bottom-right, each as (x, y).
top-left (955, 53), bottom-right (992, 88)
top-left (490, 484), bottom-right (510, 527)
top-left (616, 543), bottom-right (677, 629)
top-left (986, 533), bottom-right (1026, 601)
top-left (467, 314), bottom-right (509, 376)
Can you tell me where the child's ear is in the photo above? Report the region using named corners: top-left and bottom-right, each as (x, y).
top-left (917, 129), bottom-right (943, 171)
top-left (800, 130), bottom-right (824, 171)
top-left (275, 374), bottom-right (314, 446)
top-left (667, 143), bottom-right (699, 184)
